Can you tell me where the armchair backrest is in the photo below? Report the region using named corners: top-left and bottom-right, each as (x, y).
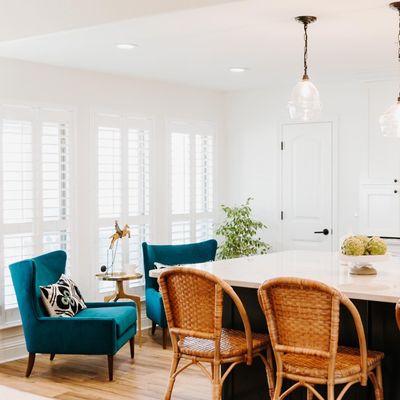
top-left (142, 240), bottom-right (217, 290)
top-left (9, 250), bottom-right (67, 336)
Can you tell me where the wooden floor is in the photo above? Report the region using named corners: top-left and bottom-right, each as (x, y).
top-left (0, 329), bottom-right (211, 399)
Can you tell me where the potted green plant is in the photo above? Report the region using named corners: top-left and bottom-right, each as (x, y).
top-left (215, 198), bottom-right (270, 260)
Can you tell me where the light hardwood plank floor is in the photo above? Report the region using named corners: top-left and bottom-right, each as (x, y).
top-left (0, 330), bottom-right (211, 399)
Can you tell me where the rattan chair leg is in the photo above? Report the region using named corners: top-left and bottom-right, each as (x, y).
top-left (273, 373), bottom-right (283, 400)
top-left (369, 369), bottom-right (384, 400)
top-left (304, 383), bottom-right (324, 400)
top-left (164, 354), bottom-right (180, 400)
top-left (212, 363), bottom-right (222, 400)
top-left (306, 385), bottom-right (314, 400)
top-left (327, 383), bottom-right (335, 400)
top-left (376, 364), bottom-right (384, 399)
top-left (266, 345), bottom-right (276, 396)
top-left (336, 381), bottom-right (358, 400)
top-left (279, 382), bottom-right (302, 399)
top-left (257, 353), bottom-right (275, 398)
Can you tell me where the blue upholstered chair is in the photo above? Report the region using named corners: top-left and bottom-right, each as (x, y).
top-left (9, 250), bottom-right (137, 381)
top-left (142, 239), bottom-right (218, 348)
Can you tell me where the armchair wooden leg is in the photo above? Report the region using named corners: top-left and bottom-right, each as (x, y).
top-left (130, 337), bottom-right (135, 359)
top-left (151, 321), bottom-right (156, 335)
top-left (107, 355), bottom-right (114, 381)
top-left (50, 354), bottom-right (55, 361)
top-left (162, 327), bottom-right (168, 349)
top-left (26, 353), bottom-right (35, 377)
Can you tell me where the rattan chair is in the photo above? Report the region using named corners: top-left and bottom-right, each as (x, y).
top-left (158, 267), bottom-right (275, 400)
top-left (258, 277), bottom-right (384, 400)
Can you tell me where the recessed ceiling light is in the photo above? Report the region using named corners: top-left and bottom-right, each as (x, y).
top-left (229, 67), bottom-right (248, 73)
top-left (116, 43), bottom-right (138, 50)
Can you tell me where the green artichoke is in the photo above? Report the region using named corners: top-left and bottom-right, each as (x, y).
top-left (341, 237), bottom-right (365, 256)
top-left (365, 237), bottom-right (387, 255)
top-left (356, 235), bottom-right (370, 248)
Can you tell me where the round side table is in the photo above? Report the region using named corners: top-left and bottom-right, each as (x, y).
top-left (96, 271), bottom-right (143, 346)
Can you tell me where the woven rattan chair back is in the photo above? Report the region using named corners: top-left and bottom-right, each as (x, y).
top-left (160, 268), bottom-right (222, 337)
top-left (159, 267), bottom-right (254, 359)
top-left (258, 277), bottom-right (369, 387)
top-left (260, 278), bottom-right (340, 357)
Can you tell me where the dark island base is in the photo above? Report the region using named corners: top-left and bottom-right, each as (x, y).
top-left (222, 287), bottom-right (400, 400)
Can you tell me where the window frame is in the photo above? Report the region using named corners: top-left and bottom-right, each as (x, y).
top-left (167, 119), bottom-right (217, 244)
top-left (92, 111), bottom-right (154, 297)
top-left (0, 103), bottom-right (76, 329)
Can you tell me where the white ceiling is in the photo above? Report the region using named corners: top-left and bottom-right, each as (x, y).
top-left (0, 0), bottom-right (398, 90)
top-left (0, 0), bottom-right (233, 40)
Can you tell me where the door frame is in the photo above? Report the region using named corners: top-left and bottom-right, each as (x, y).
top-left (276, 118), bottom-right (339, 252)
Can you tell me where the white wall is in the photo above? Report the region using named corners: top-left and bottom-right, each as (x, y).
top-left (0, 57), bottom-right (226, 362)
top-left (223, 79), bottom-right (396, 250)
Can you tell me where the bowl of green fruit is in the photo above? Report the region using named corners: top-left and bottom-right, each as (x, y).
top-left (340, 235), bottom-right (389, 275)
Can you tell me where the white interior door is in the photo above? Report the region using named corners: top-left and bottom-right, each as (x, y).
top-left (281, 122), bottom-right (334, 251)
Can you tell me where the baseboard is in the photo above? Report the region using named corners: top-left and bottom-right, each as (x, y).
top-left (0, 325), bottom-right (26, 363)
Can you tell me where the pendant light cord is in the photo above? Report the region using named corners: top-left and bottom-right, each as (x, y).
top-left (303, 22), bottom-right (309, 80)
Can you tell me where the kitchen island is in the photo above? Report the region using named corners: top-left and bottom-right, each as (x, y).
top-left (150, 250), bottom-right (400, 399)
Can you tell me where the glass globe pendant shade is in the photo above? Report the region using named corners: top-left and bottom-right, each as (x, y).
top-left (380, 98), bottom-right (400, 138)
top-left (288, 77), bottom-right (322, 121)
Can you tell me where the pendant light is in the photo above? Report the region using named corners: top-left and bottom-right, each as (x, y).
top-left (288, 16), bottom-right (322, 121)
top-left (380, 2), bottom-right (400, 137)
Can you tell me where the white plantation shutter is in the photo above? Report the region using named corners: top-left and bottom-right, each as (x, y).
top-left (2, 119), bottom-right (33, 224)
top-left (42, 121), bottom-right (69, 221)
top-left (171, 221), bottom-right (191, 244)
top-left (98, 124), bottom-right (122, 219)
top-left (196, 134), bottom-right (213, 213)
top-left (0, 106), bottom-right (73, 325)
top-left (128, 126), bottom-right (150, 216)
top-left (96, 113), bottom-right (152, 292)
top-left (4, 234), bottom-right (34, 309)
top-left (171, 132), bottom-right (190, 215)
top-left (169, 121), bottom-right (215, 244)
top-left (196, 219), bottom-right (214, 242)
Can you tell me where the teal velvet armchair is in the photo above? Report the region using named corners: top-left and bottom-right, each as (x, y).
top-left (142, 239), bottom-right (217, 348)
top-left (9, 250), bottom-right (137, 381)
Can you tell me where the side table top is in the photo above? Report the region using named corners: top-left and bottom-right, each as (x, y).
top-left (95, 271), bottom-right (143, 281)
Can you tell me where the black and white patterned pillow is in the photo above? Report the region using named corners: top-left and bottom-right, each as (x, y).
top-left (40, 274), bottom-right (86, 317)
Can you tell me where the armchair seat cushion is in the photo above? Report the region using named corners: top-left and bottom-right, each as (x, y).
top-left (75, 305), bottom-right (136, 337)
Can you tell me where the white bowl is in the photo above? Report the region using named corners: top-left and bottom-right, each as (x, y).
top-left (339, 253), bottom-right (390, 266)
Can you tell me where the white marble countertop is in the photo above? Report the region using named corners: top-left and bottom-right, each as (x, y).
top-left (149, 250), bottom-right (400, 304)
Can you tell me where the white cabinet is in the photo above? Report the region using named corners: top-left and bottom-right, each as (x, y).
top-left (359, 83), bottom-right (400, 237)
top-left (359, 184), bottom-right (400, 236)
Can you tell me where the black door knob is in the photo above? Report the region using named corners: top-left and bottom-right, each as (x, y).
top-left (314, 228), bottom-right (330, 235)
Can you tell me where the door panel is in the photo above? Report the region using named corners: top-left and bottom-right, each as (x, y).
top-left (281, 122), bottom-right (333, 250)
